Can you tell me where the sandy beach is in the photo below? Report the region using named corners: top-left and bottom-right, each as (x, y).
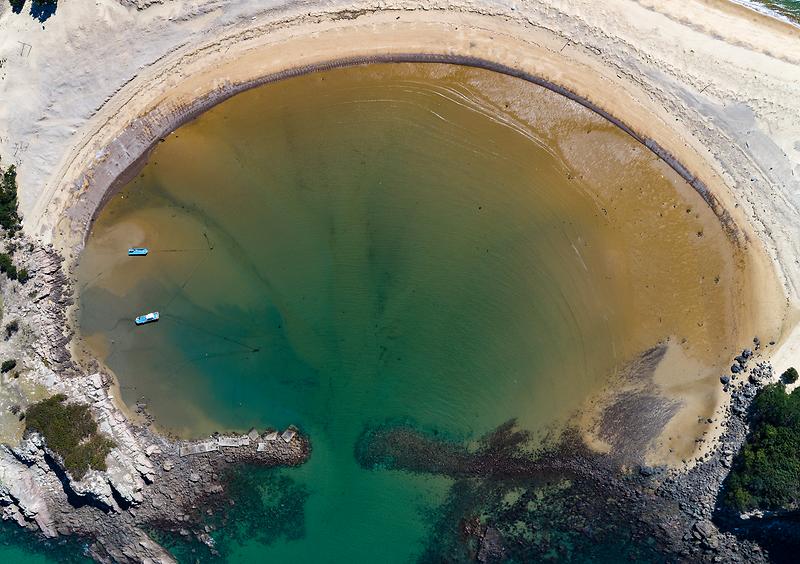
top-left (1, 0), bottom-right (799, 467)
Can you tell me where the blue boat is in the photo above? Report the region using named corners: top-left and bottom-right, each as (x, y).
top-left (135, 312), bottom-right (159, 325)
top-left (128, 247), bottom-right (149, 256)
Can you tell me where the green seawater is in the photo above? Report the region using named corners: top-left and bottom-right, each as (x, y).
top-left (0, 521), bottom-right (91, 563)
top-left (67, 63), bottom-right (744, 562)
top-left (755, 0), bottom-right (800, 22)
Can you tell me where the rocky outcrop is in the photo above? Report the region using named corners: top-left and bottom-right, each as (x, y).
top-left (18, 246), bottom-right (76, 373)
top-left (117, 0), bottom-right (165, 9)
top-left (0, 439), bottom-right (57, 538)
top-left (649, 348), bottom-right (781, 561)
top-left (66, 373), bottom-right (153, 505)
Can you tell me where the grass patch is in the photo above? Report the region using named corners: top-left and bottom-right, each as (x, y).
top-left (724, 380), bottom-right (800, 512)
top-left (25, 394), bottom-right (116, 479)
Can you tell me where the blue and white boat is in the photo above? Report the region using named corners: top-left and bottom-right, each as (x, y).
top-left (128, 247), bottom-right (149, 256)
top-left (135, 312), bottom-right (159, 325)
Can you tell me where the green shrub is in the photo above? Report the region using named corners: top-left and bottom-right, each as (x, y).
top-left (724, 382), bottom-right (800, 512)
top-left (0, 252), bottom-right (17, 280)
top-left (0, 251), bottom-right (28, 283)
top-left (0, 162), bottom-right (21, 233)
top-left (4, 319), bottom-right (18, 340)
top-left (782, 367), bottom-right (799, 385)
top-left (25, 394), bottom-right (116, 479)
top-left (1, 359), bottom-right (17, 373)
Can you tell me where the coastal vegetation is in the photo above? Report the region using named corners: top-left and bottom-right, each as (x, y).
top-left (24, 394), bottom-right (116, 479)
top-left (0, 252), bottom-right (27, 282)
top-left (0, 160), bottom-right (21, 234)
top-left (725, 378), bottom-right (800, 512)
top-left (4, 319), bottom-right (18, 340)
top-left (781, 367), bottom-right (798, 385)
top-left (0, 160), bottom-right (30, 283)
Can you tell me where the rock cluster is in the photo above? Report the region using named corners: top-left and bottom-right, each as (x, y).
top-left (17, 247), bottom-right (76, 373)
top-left (645, 345), bottom-right (779, 562)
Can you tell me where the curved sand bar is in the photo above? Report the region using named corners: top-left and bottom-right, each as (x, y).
top-left (1, 0), bottom-right (798, 446)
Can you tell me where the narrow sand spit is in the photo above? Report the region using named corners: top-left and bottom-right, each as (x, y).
top-left (0, 0), bottom-right (799, 466)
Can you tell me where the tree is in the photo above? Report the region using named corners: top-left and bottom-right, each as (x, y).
top-left (0, 253), bottom-right (18, 280)
top-left (0, 161), bottom-right (21, 233)
top-left (781, 367), bottom-right (799, 385)
top-left (724, 382), bottom-right (800, 511)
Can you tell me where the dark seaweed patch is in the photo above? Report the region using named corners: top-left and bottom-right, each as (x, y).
top-left (356, 420), bottom-right (685, 563)
top-left (147, 466), bottom-right (308, 562)
top-left (0, 519), bottom-right (91, 563)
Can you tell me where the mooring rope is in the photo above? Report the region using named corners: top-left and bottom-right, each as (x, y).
top-left (164, 313), bottom-right (261, 353)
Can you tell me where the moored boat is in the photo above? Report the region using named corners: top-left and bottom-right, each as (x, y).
top-left (135, 312), bottom-right (159, 325)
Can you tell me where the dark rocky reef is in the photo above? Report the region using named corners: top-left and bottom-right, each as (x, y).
top-left (353, 347), bottom-right (782, 563)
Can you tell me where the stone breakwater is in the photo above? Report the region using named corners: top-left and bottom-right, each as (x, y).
top-left (0, 237), bottom-right (309, 562)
